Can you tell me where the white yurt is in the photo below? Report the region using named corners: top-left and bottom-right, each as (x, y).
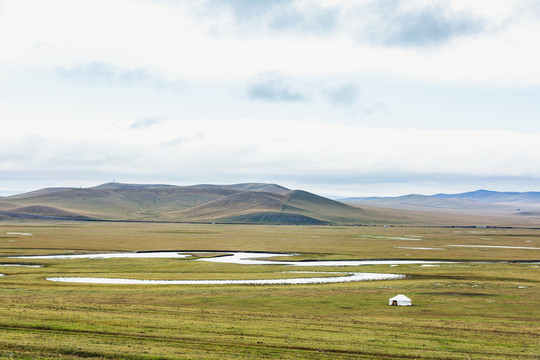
top-left (389, 294), bottom-right (412, 306)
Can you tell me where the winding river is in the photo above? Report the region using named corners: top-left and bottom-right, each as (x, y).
top-left (9, 250), bottom-right (535, 285)
top-left (7, 251), bottom-right (417, 285)
top-left (12, 251), bottom-right (453, 266)
top-left (47, 271), bottom-right (404, 285)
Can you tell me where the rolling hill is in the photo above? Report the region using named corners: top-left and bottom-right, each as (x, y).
top-left (3, 183), bottom-right (540, 226)
top-left (0, 182), bottom-right (373, 225)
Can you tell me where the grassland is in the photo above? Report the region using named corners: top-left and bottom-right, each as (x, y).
top-left (0, 221), bottom-right (538, 359)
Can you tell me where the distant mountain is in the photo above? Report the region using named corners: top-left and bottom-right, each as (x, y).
top-left (4, 183), bottom-right (540, 226)
top-left (0, 182), bottom-right (375, 225)
top-left (432, 189), bottom-right (540, 204)
top-left (342, 190), bottom-right (540, 215)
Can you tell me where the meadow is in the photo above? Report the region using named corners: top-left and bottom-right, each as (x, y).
top-left (0, 221), bottom-right (538, 359)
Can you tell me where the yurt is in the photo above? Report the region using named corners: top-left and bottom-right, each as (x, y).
top-left (389, 294), bottom-right (411, 306)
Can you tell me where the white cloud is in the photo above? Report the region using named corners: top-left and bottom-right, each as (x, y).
top-left (1, 1), bottom-right (540, 196)
top-left (0, 0), bottom-right (539, 85)
top-left (2, 116), bottom-right (540, 195)
top-left (247, 71), bottom-right (308, 102)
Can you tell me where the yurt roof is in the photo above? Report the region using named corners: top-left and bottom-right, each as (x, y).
top-left (389, 294), bottom-right (411, 301)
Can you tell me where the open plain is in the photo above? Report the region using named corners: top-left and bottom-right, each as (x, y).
top-left (0, 221), bottom-right (538, 359)
top-left (3, 0), bottom-right (540, 358)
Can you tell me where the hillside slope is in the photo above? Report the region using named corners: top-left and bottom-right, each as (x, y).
top-left (0, 183), bottom-right (373, 224)
top-left (4, 183), bottom-right (539, 226)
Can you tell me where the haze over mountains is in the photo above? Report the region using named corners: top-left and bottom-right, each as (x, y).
top-left (342, 190), bottom-right (540, 215)
top-left (1, 183), bottom-right (540, 226)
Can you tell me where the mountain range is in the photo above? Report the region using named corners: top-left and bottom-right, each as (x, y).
top-left (1, 183), bottom-right (540, 226)
top-left (341, 189), bottom-right (540, 215)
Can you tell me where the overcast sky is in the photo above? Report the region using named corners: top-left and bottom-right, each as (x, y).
top-left (1, 0), bottom-right (540, 197)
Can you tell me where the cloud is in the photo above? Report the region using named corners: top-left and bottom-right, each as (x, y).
top-left (1, 0), bottom-right (540, 198)
top-left (200, 0), bottom-right (338, 35)
top-left (1, 0), bottom-right (538, 85)
top-left (57, 62), bottom-right (131, 83)
top-left (326, 84), bottom-right (359, 106)
top-left (205, 0), bottom-right (293, 20)
top-left (200, 0), bottom-right (484, 46)
top-left (130, 116), bottom-right (164, 129)
top-left (359, 0), bottom-right (486, 47)
top-left (363, 101), bottom-right (389, 115)
top-left (267, 5), bottom-right (338, 34)
top-left (247, 72), bottom-right (307, 102)
top-left (3, 117), bottom-right (540, 197)
top-left (56, 61), bottom-right (182, 90)
top-left (515, 1), bottom-right (540, 19)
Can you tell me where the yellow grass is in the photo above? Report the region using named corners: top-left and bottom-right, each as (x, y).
top-left (0, 221), bottom-right (538, 359)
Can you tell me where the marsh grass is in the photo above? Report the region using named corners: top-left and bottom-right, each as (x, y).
top-left (0, 221), bottom-right (538, 359)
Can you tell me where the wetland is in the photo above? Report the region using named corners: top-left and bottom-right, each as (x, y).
top-left (0, 221), bottom-right (538, 359)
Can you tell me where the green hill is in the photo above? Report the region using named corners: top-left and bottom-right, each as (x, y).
top-left (0, 182), bottom-right (374, 224)
top-left (283, 190), bottom-right (366, 224)
top-left (4, 182), bottom-right (536, 226)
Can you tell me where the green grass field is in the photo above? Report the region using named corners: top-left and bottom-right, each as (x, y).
top-left (0, 221), bottom-right (538, 359)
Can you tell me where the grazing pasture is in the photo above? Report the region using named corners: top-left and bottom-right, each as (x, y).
top-left (0, 221), bottom-right (538, 359)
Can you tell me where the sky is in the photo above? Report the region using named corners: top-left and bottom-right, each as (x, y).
top-left (1, 0), bottom-right (540, 198)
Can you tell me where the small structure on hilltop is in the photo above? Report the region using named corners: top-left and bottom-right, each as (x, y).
top-left (389, 294), bottom-right (411, 306)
